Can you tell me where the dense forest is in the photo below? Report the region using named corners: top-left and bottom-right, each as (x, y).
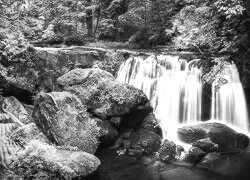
top-left (0, 0), bottom-right (249, 51)
top-left (1, 0), bottom-right (250, 82)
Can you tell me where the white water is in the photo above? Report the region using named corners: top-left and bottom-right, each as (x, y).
top-left (211, 62), bottom-right (249, 131)
top-left (117, 55), bottom-right (202, 141)
top-left (117, 56), bottom-right (250, 142)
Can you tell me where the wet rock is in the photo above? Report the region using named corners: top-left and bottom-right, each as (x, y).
top-left (192, 138), bottom-right (218, 153)
top-left (184, 147), bottom-right (206, 164)
top-left (129, 129), bottom-right (162, 156)
top-left (32, 91), bottom-right (100, 154)
top-left (158, 139), bottom-right (176, 162)
top-left (139, 112), bottom-right (162, 136)
top-left (176, 145), bottom-right (185, 157)
top-left (10, 140), bottom-right (101, 179)
top-left (177, 122), bottom-right (249, 152)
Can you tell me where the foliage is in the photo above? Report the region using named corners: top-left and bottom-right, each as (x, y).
top-left (64, 34), bottom-right (88, 46)
top-left (202, 56), bottom-right (231, 90)
top-left (173, 0), bottom-right (247, 53)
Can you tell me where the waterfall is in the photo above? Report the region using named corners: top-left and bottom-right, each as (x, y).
top-left (211, 62), bottom-right (249, 132)
top-left (117, 55), bottom-right (202, 140)
top-left (117, 55), bottom-right (250, 141)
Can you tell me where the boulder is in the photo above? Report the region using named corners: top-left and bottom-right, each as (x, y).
top-left (177, 122), bottom-right (249, 152)
top-left (184, 147), bottom-right (206, 164)
top-left (158, 139), bottom-right (176, 162)
top-left (10, 140), bottom-right (101, 179)
top-left (32, 91), bottom-right (100, 154)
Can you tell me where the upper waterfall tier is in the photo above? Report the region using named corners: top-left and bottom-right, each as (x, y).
top-left (117, 55), bottom-right (202, 139)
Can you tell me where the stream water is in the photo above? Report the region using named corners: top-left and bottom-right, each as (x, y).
top-left (117, 55), bottom-right (249, 142)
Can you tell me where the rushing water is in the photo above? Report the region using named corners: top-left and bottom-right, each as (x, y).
top-left (117, 55), bottom-right (249, 141)
top-left (211, 62), bottom-right (249, 132)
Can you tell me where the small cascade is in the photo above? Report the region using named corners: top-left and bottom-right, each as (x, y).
top-left (117, 55), bottom-right (202, 140)
top-left (211, 62), bottom-right (249, 131)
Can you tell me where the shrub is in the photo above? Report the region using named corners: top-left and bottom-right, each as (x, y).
top-left (64, 34), bottom-right (87, 46)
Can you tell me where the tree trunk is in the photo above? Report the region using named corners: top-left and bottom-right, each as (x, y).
top-left (86, 7), bottom-right (93, 36)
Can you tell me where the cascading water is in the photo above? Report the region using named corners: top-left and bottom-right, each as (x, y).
top-left (117, 55), bottom-right (250, 142)
top-left (117, 55), bottom-right (202, 141)
top-left (211, 62), bottom-right (249, 132)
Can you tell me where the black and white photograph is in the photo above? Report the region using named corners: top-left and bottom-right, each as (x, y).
top-left (1, 0), bottom-right (250, 179)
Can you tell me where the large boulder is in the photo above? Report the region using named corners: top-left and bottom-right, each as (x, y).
top-left (177, 122), bottom-right (249, 152)
top-left (57, 68), bottom-right (152, 126)
top-left (10, 140), bottom-right (101, 179)
top-left (32, 91), bottom-right (100, 154)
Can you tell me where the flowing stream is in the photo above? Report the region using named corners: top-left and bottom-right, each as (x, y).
top-left (117, 55), bottom-right (249, 142)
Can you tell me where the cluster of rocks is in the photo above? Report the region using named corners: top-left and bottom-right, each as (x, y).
top-left (0, 67), bottom-right (163, 179)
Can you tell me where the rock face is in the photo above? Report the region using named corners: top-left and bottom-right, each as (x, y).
top-left (10, 140), bottom-right (101, 179)
top-left (32, 91), bottom-right (100, 154)
top-left (177, 122), bottom-right (249, 152)
top-left (184, 147), bottom-right (206, 164)
top-left (57, 68), bottom-right (151, 125)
